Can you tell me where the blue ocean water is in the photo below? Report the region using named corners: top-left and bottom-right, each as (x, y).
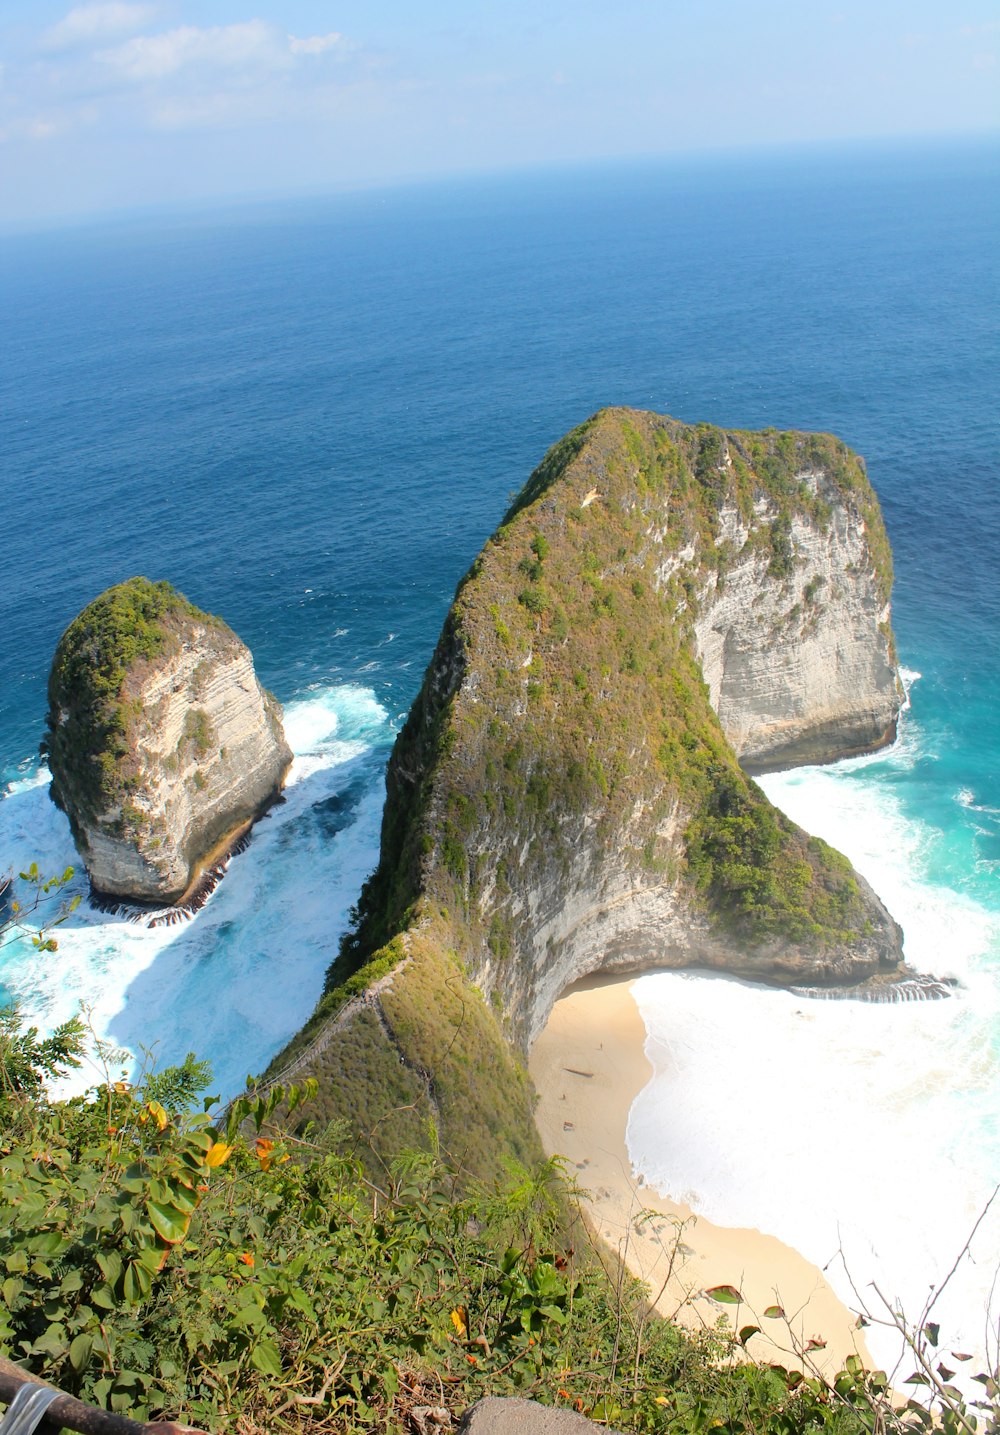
top-left (1, 136), bottom-right (998, 1365)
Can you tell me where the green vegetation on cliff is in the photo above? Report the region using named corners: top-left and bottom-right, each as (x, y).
top-left (266, 926), bottom-right (542, 1180)
top-left (43, 578), bottom-right (224, 833)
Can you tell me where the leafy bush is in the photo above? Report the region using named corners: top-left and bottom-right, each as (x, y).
top-left (685, 768), bottom-right (867, 945)
top-left (0, 1069), bottom-right (932, 1435)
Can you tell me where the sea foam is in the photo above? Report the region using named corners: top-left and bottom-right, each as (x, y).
top-left (627, 707), bottom-right (1000, 1383)
top-left (0, 684), bottom-right (392, 1101)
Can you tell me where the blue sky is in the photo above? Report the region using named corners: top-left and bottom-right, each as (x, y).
top-left (1, 1), bottom-right (998, 224)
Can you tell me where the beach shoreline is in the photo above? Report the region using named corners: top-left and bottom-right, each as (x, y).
top-left (528, 973), bottom-right (873, 1378)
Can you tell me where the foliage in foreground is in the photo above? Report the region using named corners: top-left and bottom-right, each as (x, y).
top-left (0, 1045), bottom-right (994, 1435)
top-left (0, 875), bottom-right (993, 1434)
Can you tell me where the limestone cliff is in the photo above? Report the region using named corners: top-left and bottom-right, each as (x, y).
top-left (269, 410), bottom-right (906, 1172)
top-left (45, 578), bottom-right (292, 906)
top-left (692, 468), bottom-right (899, 772)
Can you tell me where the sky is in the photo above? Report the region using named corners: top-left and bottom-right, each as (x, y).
top-left (1, 0), bottom-right (998, 226)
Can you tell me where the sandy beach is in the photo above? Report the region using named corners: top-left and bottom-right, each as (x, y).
top-left (529, 974), bottom-right (872, 1377)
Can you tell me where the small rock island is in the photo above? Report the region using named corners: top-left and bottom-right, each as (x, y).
top-left (44, 577), bottom-right (292, 907)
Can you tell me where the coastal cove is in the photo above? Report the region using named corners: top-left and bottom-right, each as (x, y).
top-left (529, 974), bottom-right (872, 1378)
top-left (1, 137), bottom-right (998, 1379)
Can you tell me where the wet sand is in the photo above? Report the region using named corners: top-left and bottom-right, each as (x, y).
top-left (529, 974), bottom-right (872, 1376)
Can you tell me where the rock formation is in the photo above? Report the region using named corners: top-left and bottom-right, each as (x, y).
top-left (269, 410), bottom-right (908, 1171)
top-left (45, 578), bottom-right (292, 906)
top-left (692, 466), bottom-right (900, 772)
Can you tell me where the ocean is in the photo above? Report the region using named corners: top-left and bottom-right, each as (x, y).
top-left (1, 136), bottom-right (998, 1377)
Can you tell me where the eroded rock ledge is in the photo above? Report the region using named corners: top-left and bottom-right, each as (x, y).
top-left (45, 578), bottom-right (292, 906)
top-left (270, 410), bottom-right (908, 1172)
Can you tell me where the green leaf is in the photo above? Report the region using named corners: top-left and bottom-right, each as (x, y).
top-left (146, 1200), bottom-right (190, 1245)
top-left (33, 1231), bottom-right (66, 1256)
top-left (705, 1284), bottom-right (743, 1304)
top-left (163, 1180), bottom-right (198, 1215)
top-left (923, 1321), bottom-right (940, 1347)
top-left (739, 1325), bottom-right (761, 1346)
top-left (33, 1324), bottom-right (67, 1358)
top-left (763, 1304), bottom-right (785, 1319)
top-left (69, 1332), bottom-right (95, 1373)
top-left (123, 1260), bottom-right (152, 1304)
top-left (249, 1338), bottom-right (282, 1377)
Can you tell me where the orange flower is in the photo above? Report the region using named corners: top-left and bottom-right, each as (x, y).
top-left (239, 1253), bottom-right (255, 1267)
top-left (558, 1390), bottom-right (570, 1400)
top-left (255, 1137), bottom-right (275, 1171)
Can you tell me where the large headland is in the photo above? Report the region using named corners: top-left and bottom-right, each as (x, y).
top-left (263, 406), bottom-right (912, 1176)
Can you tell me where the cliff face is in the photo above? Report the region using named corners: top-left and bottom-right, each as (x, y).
top-left (692, 474), bottom-right (900, 771)
top-left (270, 411), bottom-right (906, 1171)
top-left (45, 578), bottom-right (292, 905)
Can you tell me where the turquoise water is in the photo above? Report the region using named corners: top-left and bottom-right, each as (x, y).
top-left (1, 136), bottom-right (998, 1368)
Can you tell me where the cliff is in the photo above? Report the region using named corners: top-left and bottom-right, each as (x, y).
top-left (44, 578), bottom-right (292, 906)
top-left (269, 410), bottom-right (905, 1173)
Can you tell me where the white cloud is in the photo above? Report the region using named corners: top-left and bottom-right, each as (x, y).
top-left (289, 32), bottom-right (342, 57)
top-left (96, 22), bottom-right (348, 83)
top-left (97, 21), bottom-right (289, 82)
top-left (41, 2), bottom-right (158, 52)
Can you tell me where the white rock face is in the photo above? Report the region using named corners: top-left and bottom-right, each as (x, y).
top-left (472, 797), bottom-right (902, 1048)
top-left (54, 618), bottom-right (291, 904)
top-left (692, 479), bottom-right (901, 771)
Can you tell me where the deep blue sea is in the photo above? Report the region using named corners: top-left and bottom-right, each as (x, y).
top-left (1, 136), bottom-right (998, 1369)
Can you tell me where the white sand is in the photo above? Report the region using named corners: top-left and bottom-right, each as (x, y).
top-left (529, 974), bottom-right (873, 1377)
